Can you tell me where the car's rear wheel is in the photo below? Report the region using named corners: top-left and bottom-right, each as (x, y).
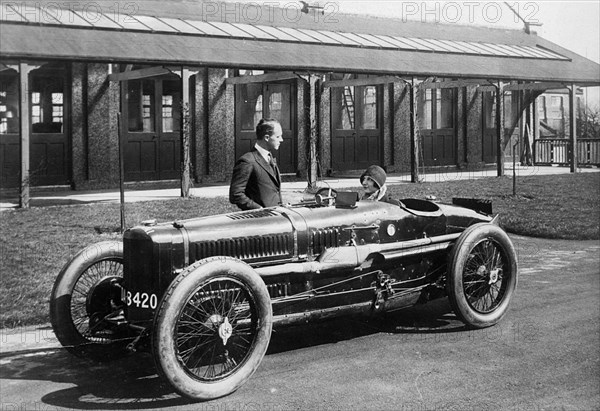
top-left (447, 223), bottom-right (518, 328)
top-left (152, 257), bottom-right (272, 400)
top-left (50, 241), bottom-right (131, 361)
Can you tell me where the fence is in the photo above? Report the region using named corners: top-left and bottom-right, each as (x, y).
top-left (534, 139), bottom-right (600, 166)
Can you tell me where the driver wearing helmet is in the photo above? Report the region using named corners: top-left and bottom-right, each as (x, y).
top-left (360, 165), bottom-right (390, 202)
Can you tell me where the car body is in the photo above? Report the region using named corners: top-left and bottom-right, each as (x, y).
top-left (50, 192), bottom-right (518, 400)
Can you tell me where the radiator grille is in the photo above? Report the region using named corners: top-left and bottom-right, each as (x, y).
top-left (227, 210), bottom-right (278, 220)
top-left (312, 228), bottom-right (340, 253)
top-left (193, 234), bottom-right (292, 261)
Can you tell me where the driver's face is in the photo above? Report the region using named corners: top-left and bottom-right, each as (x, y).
top-left (266, 124), bottom-right (283, 151)
top-left (362, 176), bottom-right (378, 194)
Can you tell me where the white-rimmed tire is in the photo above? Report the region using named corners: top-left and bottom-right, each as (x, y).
top-left (152, 257), bottom-right (272, 400)
top-left (447, 223), bottom-right (518, 328)
top-left (50, 241), bottom-right (130, 361)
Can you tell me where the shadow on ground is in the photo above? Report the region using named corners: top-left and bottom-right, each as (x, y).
top-left (1, 299), bottom-right (461, 409)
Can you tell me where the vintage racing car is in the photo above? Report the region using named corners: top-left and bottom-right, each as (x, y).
top-left (50, 190), bottom-right (518, 400)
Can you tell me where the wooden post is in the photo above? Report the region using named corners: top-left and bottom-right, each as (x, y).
top-left (496, 82), bottom-right (505, 176)
top-left (410, 78), bottom-right (420, 183)
top-left (307, 75), bottom-right (319, 189)
top-left (117, 112), bottom-right (126, 232)
top-left (18, 63), bottom-right (31, 208)
top-left (568, 84), bottom-right (578, 173)
top-left (181, 67), bottom-right (192, 198)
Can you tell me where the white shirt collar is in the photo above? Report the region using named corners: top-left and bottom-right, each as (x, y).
top-left (254, 143), bottom-right (271, 163)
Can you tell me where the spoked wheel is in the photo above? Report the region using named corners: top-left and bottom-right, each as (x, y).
top-left (50, 241), bottom-right (131, 361)
top-left (153, 257), bottom-right (272, 400)
top-left (447, 223), bottom-right (518, 328)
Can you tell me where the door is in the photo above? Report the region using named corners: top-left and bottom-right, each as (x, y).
top-left (420, 88), bottom-right (456, 166)
top-left (122, 75), bottom-right (181, 181)
top-left (0, 68), bottom-right (20, 188)
top-left (30, 65), bottom-right (70, 186)
top-left (482, 91), bottom-right (498, 163)
top-left (235, 81), bottom-right (296, 173)
top-left (331, 84), bottom-right (381, 170)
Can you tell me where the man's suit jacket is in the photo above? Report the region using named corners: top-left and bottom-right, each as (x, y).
top-left (229, 149), bottom-right (282, 210)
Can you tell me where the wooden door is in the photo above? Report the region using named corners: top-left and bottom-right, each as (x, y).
top-left (420, 88), bottom-right (456, 166)
top-left (331, 84), bottom-right (381, 170)
top-left (0, 68), bottom-right (20, 188)
top-left (122, 76), bottom-right (181, 181)
top-left (29, 66), bottom-right (70, 186)
top-left (235, 80), bottom-right (296, 174)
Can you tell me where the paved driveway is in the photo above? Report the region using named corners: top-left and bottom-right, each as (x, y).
top-left (0, 235), bottom-right (598, 410)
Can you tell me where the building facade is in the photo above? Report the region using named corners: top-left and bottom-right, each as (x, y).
top-left (1, 1), bottom-right (599, 199)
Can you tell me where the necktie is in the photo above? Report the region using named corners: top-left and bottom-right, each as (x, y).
top-left (268, 154), bottom-right (280, 182)
top-left (268, 153), bottom-right (275, 171)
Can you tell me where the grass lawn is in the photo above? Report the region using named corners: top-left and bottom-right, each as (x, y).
top-left (0, 172), bottom-right (598, 328)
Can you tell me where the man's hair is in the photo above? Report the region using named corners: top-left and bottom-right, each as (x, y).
top-left (256, 118), bottom-right (279, 139)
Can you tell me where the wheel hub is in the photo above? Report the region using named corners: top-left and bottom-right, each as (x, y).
top-left (218, 317), bottom-right (233, 346)
top-left (488, 268), bottom-right (501, 285)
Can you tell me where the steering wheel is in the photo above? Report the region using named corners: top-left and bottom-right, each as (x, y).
top-left (315, 188), bottom-right (338, 207)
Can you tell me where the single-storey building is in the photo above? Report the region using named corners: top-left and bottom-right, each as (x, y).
top-left (1, 1), bottom-right (599, 207)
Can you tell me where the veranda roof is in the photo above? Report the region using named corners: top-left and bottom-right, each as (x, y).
top-left (1, 1), bottom-right (598, 84)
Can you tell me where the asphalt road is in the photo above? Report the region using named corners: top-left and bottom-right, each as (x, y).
top-left (0, 235), bottom-right (598, 411)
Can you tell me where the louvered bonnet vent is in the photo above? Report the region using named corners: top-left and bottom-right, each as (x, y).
top-left (190, 209), bottom-right (293, 262)
top-left (226, 209), bottom-right (279, 220)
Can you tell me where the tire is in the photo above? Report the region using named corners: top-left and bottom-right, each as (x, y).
top-left (152, 257), bottom-right (273, 401)
top-left (50, 241), bottom-right (131, 361)
top-left (447, 223), bottom-right (518, 328)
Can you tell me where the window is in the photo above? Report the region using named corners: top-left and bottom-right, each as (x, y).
top-left (422, 89), bottom-right (433, 129)
top-left (31, 92), bottom-right (41, 125)
top-left (238, 70), bottom-right (264, 76)
top-left (52, 93), bottom-right (63, 123)
top-left (30, 71), bottom-right (65, 133)
top-left (551, 96), bottom-right (563, 107)
top-left (331, 74), bottom-right (380, 131)
top-left (438, 88), bottom-right (454, 128)
top-left (161, 80), bottom-right (181, 133)
top-left (420, 88), bottom-right (454, 130)
top-left (266, 85), bottom-right (291, 130)
top-left (239, 83), bottom-right (263, 131)
top-left (362, 86), bottom-right (377, 129)
top-left (482, 91), bottom-right (496, 128)
top-left (537, 96), bottom-right (546, 119)
top-left (333, 86), bottom-right (355, 130)
top-left (548, 95), bottom-right (564, 120)
top-left (162, 95), bottom-right (173, 131)
top-left (127, 80), bottom-right (155, 132)
top-left (0, 71), bottom-right (18, 134)
top-left (503, 92), bottom-right (519, 129)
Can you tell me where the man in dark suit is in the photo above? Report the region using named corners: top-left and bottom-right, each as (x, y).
top-left (229, 118), bottom-right (283, 210)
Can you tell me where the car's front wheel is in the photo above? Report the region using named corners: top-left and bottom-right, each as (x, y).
top-left (447, 223), bottom-right (518, 328)
top-left (152, 257), bottom-right (272, 401)
top-left (50, 241), bottom-right (131, 361)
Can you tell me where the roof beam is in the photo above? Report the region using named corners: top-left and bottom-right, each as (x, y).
top-left (322, 75), bottom-right (402, 88)
top-left (225, 71), bottom-right (299, 85)
top-left (420, 79), bottom-right (494, 89)
top-left (502, 82), bottom-right (568, 91)
top-left (108, 66), bottom-right (173, 82)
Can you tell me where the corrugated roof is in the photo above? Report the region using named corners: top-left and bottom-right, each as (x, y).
top-left (1, 1), bottom-right (598, 84)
